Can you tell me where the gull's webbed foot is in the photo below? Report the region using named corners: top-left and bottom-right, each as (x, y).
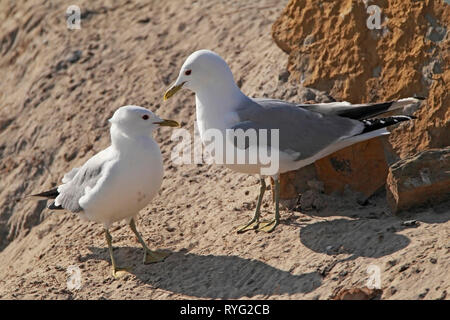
top-left (257, 219), bottom-right (279, 233)
top-left (143, 249), bottom-right (170, 264)
top-left (237, 219), bottom-right (260, 233)
top-left (111, 266), bottom-right (132, 278)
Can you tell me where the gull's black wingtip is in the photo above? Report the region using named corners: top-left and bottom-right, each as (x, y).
top-left (30, 188), bottom-right (59, 199)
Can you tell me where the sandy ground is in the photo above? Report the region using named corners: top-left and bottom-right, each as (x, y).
top-left (0, 0), bottom-right (448, 299)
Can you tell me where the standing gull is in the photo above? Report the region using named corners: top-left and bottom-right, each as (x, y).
top-left (163, 49), bottom-right (423, 233)
top-left (33, 106), bottom-right (179, 277)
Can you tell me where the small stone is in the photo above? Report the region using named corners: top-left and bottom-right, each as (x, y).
top-left (418, 288), bottom-right (429, 299)
top-left (278, 70), bottom-right (290, 83)
top-left (399, 263), bottom-right (410, 272)
top-left (55, 60), bottom-right (68, 71)
top-left (339, 270), bottom-right (348, 277)
top-left (137, 17), bottom-right (151, 24)
top-left (430, 258), bottom-right (437, 264)
top-left (64, 149), bottom-right (78, 162)
top-left (67, 50), bottom-right (82, 64)
top-left (165, 226), bottom-right (176, 232)
top-left (401, 220), bottom-right (419, 227)
top-left (387, 259), bottom-right (398, 267)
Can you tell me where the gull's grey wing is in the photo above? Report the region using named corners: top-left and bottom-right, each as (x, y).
top-left (231, 98), bottom-right (363, 161)
top-left (55, 148), bottom-right (114, 213)
top-left (254, 97), bottom-right (422, 120)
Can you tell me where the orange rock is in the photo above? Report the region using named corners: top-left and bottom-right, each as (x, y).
top-left (272, 0), bottom-right (450, 159)
top-left (270, 165), bottom-right (317, 200)
top-left (271, 164), bottom-right (316, 200)
top-left (274, 137), bottom-right (389, 200)
top-left (315, 137), bottom-right (389, 198)
top-left (277, 170), bottom-right (298, 200)
top-left (386, 147), bottom-right (450, 213)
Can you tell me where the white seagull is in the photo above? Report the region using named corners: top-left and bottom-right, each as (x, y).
top-left (33, 106), bottom-right (179, 277)
top-left (163, 49), bottom-right (423, 233)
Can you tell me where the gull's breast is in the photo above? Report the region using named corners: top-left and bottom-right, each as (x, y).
top-left (83, 143), bottom-right (164, 226)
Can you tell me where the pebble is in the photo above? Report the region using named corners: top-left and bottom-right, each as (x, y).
top-left (339, 270), bottom-right (348, 277)
top-left (418, 288), bottom-right (429, 299)
top-left (399, 263), bottom-right (410, 272)
top-left (401, 220), bottom-right (420, 227)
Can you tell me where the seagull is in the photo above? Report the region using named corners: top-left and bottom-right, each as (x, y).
top-left (32, 106), bottom-right (179, 277)
top-left (163, 49), bottom-right (422, 233)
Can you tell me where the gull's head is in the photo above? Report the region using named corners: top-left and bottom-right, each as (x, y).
top-left (109, 106), bottom-right (179, 136)
top-left (164, 50), bottom-right (236, 100)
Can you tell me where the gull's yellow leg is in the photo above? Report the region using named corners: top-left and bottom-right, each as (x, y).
top-left (129, 218), bottom-right (169, 264)
top-left (237, 178), bottom-right (266, 233)
top-left (258, 177), bottom-right (280, 233)
top-left (105, 228), bottom-right (131, 278)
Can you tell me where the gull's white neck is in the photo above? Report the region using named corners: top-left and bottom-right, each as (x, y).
top-left (110, 125), bottom-right (158, 154)
top-left (195, 81), bottom-right (248, 137)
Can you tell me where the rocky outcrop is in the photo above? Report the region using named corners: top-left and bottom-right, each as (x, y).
top-left (271, 0), bottom-right (449, 208)
top-left (386, 147), bottom-right (450, 213)
top-left (272, 0), bottom-right (449, 159)
top-left (315, 138), bottom-right (389, 198)
top-left (276, 137), bottom-right (390, 202)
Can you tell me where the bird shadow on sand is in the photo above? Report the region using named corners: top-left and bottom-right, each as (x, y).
top-left (83, 247), bottom-right (322, 299)
top-left (298, 217), bottom-right (411, 259)
top-left (295, 197), bottom-right (449, 259)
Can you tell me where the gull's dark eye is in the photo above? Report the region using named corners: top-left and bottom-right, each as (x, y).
top-left (142, 115), bottom-right (149, 120)
top-left (185, 69), bottom-right (192, 76)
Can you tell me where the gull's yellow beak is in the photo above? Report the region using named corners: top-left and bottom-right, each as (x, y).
top-left (154, 119), bottom-right (180, 127)
top-left (163, 82), bottom-right (186, 101)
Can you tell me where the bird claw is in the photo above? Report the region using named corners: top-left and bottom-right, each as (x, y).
top-left (236, 220), bottom-right (259, 233)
